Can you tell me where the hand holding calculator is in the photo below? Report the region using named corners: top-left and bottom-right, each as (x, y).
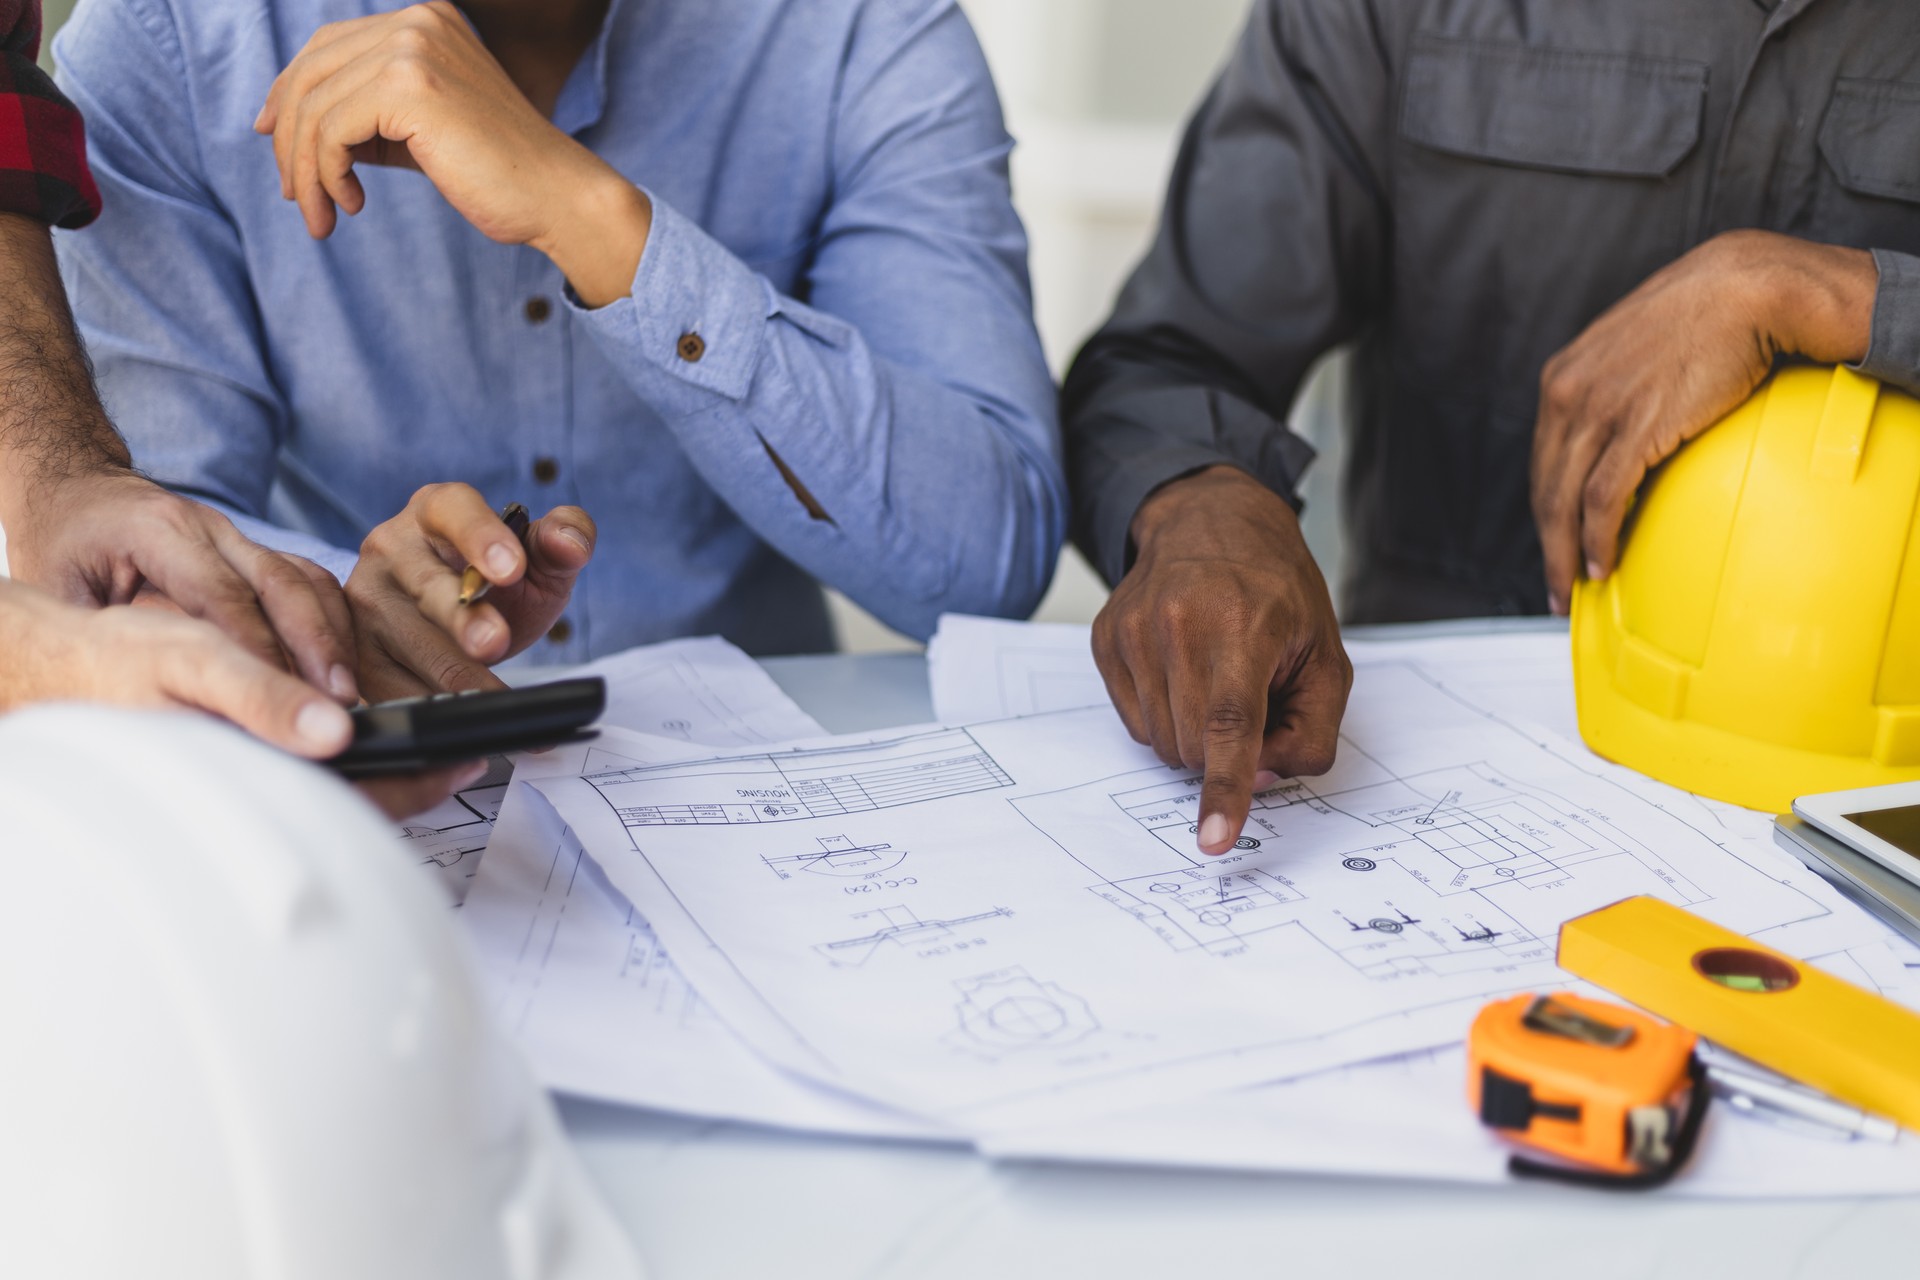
top-left (327, 677), bottom-right (606, 779)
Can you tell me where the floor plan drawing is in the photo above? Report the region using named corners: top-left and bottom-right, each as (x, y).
top-left (533, 663), bottom-right (1887, 1131)
top-left (1046, 754), bottom-right (1705, 978)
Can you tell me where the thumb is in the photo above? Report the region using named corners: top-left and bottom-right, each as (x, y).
top-left (528, 506), bottom-right (595, 583)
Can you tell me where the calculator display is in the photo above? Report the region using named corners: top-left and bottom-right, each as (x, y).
top-left (1844, 805), bottom-right (1920, 860)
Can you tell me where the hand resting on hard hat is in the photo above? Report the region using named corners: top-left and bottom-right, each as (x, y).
top-left (1530, 229), bottom-right (1878, 615)
top-left (1091, 465), bottom-right (1353, 857)
top-left (346, 483), bottom-right (596, 702)
top-left (0, 579), bottom-right (472, 819)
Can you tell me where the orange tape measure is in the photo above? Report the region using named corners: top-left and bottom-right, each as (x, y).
top-left (1468, 992), bottom-right (1709, 1187)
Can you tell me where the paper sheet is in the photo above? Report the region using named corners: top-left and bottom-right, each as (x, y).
top-left (462, 727), bottom-right (948, 1140)
top-left (926, 617), bottom-right (1920, 1192)
top-left (532, 655), bottom-right (1884, 1133)
top-left (401, 637), bottom-right (825, 904)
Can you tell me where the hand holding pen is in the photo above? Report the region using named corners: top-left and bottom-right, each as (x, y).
top-left (343, 483), bottom-right (597, 701)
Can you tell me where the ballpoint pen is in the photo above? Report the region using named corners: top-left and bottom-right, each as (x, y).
top-left (459, 502), bottom-right (532, 606)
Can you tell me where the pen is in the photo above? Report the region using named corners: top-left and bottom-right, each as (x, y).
top-left (1697, 1043), bottom-right (1901, 1143)
top-left (459, 502), bottom-right (532, 606)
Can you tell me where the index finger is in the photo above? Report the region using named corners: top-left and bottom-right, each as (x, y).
top-left (1195, 656), bottom-right (1277, 856)
top-left (212, 530), bottom-right (360, 702)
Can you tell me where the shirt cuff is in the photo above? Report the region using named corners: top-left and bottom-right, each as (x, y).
top-left (1851, 248), bottom-right (1920, 398)
top-left (1072, 385), bottom-right (1317, 585)
top-left (567, 192), bottom-right (774, 405)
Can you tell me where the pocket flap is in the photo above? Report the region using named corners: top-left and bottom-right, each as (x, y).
top-left (1402, 36), bottom-right (1706, 177)
top-left (1820, 78), bottom-right (1920, 203)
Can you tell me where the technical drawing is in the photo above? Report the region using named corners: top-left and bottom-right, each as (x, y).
top-left (764, 834), bottom-right (908, 881)
top-left (582, 727), bottom-right (1014, 829)
top-left (1091, 866), bottom-right (1306, 954)
top-left (1022, 756), bottom-right (1704, 979)
top-left (396, 758), bottom-right (513, 887)
top-left (947, 967), bottom-right (1098, 1058)
top-left (814, 905), bottom-right (1012, 967)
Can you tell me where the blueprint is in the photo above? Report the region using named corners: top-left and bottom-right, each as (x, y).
top-left (532, 658), bottom-right (1884, 1132)
top-left (462, 729), bottom-right (947, 1139)
top-left (403, 636), bottom-right (829, 903)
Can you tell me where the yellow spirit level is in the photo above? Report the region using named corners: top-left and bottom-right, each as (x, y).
top-left (1558, 896), bottom-right (1920, 1132)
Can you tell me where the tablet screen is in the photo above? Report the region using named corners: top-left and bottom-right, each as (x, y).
top-left (1844, 805), bottom-right (1920, 860)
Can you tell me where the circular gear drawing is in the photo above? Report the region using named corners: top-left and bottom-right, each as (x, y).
top-left (1368, 917), bottom-right (1404, 934)
top-left (1234, 837), bottom-right (1261, 850)
top-left (1343, 856), bottom-right (1378, 872)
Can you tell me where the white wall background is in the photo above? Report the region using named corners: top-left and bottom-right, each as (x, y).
top-left (38, 0), bottom-right (1353, 652)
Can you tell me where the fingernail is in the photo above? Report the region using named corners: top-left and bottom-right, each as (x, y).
top-left (467, 618), bottom-right (502, 652)
top-left (252, 105), bottom-right (268, 131)
top-left (327, 664), bottom-right (357, 702)
top-left (1198, 813), bottom-right (1232, 853)
top-left (1548, 592), bottom-right (1566, 616)
top-left (296, 700), bottom-right (350, 753)
top-left (1585, 559), bottom-right (1604, 582)
top-left (557, 526), bottom-right (591, 556)
top-left (1253, 770), bottom-right (1281, 790)
top-left (485, 543), bottom-right (518, 578)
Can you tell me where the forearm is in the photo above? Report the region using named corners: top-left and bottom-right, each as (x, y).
top-left (573, 197), bottom-right (1065, 639)
top-left (0, 212), bottom-right (128, 518)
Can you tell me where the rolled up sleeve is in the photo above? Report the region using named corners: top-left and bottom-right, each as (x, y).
top-left (0, 0), bottom-right (101, 227)
top-left (571, 0), bottom-right (1065, 641)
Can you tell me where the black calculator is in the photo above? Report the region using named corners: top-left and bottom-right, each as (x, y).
top-left (328, 677), bottom-right (606, 778)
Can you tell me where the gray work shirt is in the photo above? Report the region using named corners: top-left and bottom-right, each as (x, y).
top-left (1064, 0), bottom-right (1920, 622)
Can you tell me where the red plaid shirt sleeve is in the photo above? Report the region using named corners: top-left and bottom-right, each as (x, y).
top-left (0, 0), bottom-right (100, 228)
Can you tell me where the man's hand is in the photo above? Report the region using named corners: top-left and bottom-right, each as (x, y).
top-left (347, 483), bottom-right (594, 702)
top-left (1531, 230), bottom-right (1877, 614)
top-left (255, 1), bottom-right (651, 306)
top-left (1095, 466), bottom-right (1353, 856)
top-left (0, 581), bottom-right (480, 820)
top-left (1, 580), bottom-right (355, 757)
top-left (6, 469), bottom-right (360, 702)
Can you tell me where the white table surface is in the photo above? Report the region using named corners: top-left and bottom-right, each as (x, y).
top-left (558, 625), bottom-right (1919, 1279)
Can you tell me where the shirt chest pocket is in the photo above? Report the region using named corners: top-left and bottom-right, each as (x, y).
top-left (1390, 36), bottom-right (1710, 417)
top-left (1818, 78), bottom-right (1920, 256)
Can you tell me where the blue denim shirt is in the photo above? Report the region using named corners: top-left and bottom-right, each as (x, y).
top-left (53, 0), bottom-right (1064, 657)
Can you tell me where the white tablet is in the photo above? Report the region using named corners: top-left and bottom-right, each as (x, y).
top-left (1793, 781), bottom-right (1920, 891)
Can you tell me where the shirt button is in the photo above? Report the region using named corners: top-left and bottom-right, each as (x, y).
top-left (548, 618), bottom-right (574, 645)
top-left (532, 456), bottom-right (559, 485)
top-left (676, 332), bottom-right (706, 363)
top-left (524, 296), bottom-right (553, 325)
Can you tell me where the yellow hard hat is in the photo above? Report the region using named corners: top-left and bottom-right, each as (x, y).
top-left (1572, 364), bottom-right (1920, 813)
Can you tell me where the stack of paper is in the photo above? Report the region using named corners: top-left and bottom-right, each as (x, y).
top-left (439, 622), bottom-right (1920, 1196)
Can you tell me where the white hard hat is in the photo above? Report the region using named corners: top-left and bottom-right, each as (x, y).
top-left (0, 705), bottom-right (645, 1280)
